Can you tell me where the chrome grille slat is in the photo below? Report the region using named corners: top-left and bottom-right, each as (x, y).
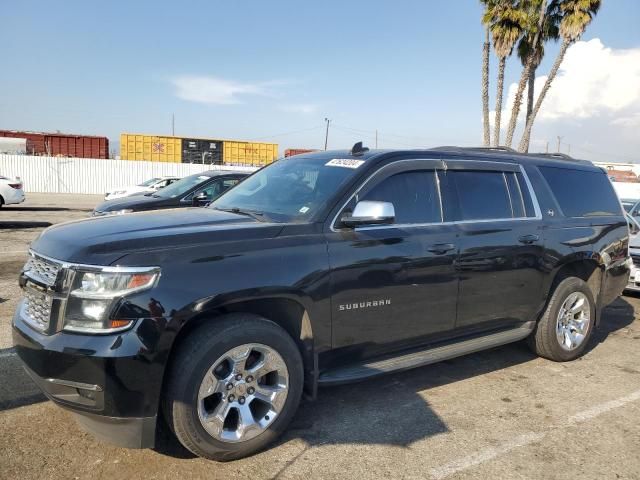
top-left (23, 253), bottom-right (61, 286)
top-left (23, 287), bottom-right (54, 331)
top-left (21, 252), bottom-right (63, 333)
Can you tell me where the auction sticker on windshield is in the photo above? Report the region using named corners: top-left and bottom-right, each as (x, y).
top-left (325, 159), bottom-right (365, 169)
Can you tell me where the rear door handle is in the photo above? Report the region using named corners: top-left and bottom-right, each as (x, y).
top-left (427, 243), bottom-right (456, 255)
top-left (518, 234), bottom-right (540, 244)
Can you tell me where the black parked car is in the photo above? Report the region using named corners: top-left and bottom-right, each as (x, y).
top-left (93, 170), bottom-right (248, 216)
top-left (13, 145), bottom-right (630, 460)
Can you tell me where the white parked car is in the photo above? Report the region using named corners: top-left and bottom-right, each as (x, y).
top-left (104, 176), bottom-right (180, 200)
top-left (0, 175), bottom-right (25, 207)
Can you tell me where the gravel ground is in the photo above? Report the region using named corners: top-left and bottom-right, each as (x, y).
top-left (1, 194), bottom-right (639, 480)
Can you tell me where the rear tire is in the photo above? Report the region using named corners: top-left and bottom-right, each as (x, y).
top-left (0, 196), bottom-right (4, 208)
top-left (528, 276), bottom-right (595, 361)
top-left (163, 313), bottom-right (303, 461)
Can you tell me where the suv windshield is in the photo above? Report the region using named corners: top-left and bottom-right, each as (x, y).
top-left (210, 157), bottom-right (363, 222)
top-left (137, 177), bottom-right (160, 187)
top-left (153, 173), bottom-right (211, 198)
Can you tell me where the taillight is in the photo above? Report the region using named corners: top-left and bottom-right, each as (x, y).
top-left (8, 183), bottom-right (22, 189)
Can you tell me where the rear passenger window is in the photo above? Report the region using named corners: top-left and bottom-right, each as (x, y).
top-left (449, 171), bottom-right (512, 220)
top-left (539, 166), bottom-right (621, 217)
top-left (362, 171), bottom-right (441, 224)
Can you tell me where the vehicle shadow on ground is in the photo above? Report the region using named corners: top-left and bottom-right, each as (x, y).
top-left (0, 348), bottom-right (47, 411)
top-left (154, 297), bottom-right (636, 460)
top-left (0, 221), bottom-right (52, 229)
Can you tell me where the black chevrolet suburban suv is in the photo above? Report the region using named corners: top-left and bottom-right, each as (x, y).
top-left (13, 146), bottom-right (630, 460)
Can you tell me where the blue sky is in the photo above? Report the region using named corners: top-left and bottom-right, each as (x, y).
top-left (1, 1), bottom-right (639, 160)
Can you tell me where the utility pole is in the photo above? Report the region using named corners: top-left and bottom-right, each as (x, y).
top-left (172, 114), bottom-right (175, 136)
top-left (324, 118), bottom-right (331, 150)
top-left (545, 141), bottom-right (549, 153)
top-left (556, 136), bottom-right (563, 153)
top-left (375, 129), bottom-right (378, 149)
top-left (567, 144), bottom-right (571, 156)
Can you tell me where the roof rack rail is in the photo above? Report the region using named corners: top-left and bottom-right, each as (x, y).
top-left (430, 146), bottom-right (518, 154)
top-left (531, 152), bottom-right (574, 160)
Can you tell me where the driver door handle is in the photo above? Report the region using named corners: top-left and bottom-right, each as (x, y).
top-left (518, 234), bottom-right (540, 244)
top-left (427, 243), bottom-right (456, 255)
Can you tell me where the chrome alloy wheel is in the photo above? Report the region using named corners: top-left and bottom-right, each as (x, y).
top-left (556, 292), bottom-right (591, 351)
top-left (197, 343), bottom-right (289, 443)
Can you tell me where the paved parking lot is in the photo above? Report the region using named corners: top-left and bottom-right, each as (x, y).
top-left (1, 194), bottom-right (639, 480)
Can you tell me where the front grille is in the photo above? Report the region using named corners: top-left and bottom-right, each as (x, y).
top-left (632, 255), bottom-right (640, 268)
top-left (23, 253), bottom-right (61, 286)
top-left (21, 251), bottom-right (63, 333)
top-left (23, 287), bottom-right (53, 332)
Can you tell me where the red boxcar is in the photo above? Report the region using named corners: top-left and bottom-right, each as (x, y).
top-left (284, 148), bottom-right (318, 158)
top-left (0, 130), bottom-right (109, 159)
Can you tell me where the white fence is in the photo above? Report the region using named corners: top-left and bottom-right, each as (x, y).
top-left (0, 154), bottom-right (258, 194)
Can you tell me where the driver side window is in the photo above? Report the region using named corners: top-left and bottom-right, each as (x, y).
top-left (361, 170), bottom-right (442, 224)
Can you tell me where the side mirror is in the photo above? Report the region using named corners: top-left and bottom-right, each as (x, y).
top-left (341, 201), bottom-right (395, 228)
top-left (192, 191), bottom-right (209, 206)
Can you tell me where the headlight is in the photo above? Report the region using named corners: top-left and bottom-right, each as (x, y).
top-left (63, 267), bottom-right (160, 333)
top-left (104, 209), bottom-right (134, 216)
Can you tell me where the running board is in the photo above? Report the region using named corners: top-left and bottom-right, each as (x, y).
top-left (318, 322), bottom-right (535, 385)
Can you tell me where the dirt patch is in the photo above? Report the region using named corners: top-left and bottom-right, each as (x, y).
top-left (0, 260), bottom-right (25, 281)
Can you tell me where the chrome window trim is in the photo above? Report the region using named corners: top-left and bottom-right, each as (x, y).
top-left (503, 172), bottom-right (515, 218)
top-left (330, 158), bottom-right (543, 232)
top-left (434, 169), bottom-right (444, 222)
top-left (511, 171), bottom-right (527, 216)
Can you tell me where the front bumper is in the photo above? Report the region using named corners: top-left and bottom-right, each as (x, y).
top-left (4, 188), bottom-right (25, 205)
top-left (625, 261), bottom-right (640, 292)
top-left (12, 304), bottom-right (163, 449)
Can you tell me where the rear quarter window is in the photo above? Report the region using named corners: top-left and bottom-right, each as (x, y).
top-left (539, 166), bottom-right (622, 217)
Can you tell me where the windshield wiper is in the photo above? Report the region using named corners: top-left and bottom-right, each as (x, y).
top-left (213, 207), bottom-right (266, 221)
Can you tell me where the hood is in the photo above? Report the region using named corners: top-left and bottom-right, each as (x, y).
top-left (95, 193), bottom-right (168, 212)
top-left (30, 208), bottom-right (284, 265)
top-left (107, 185), bottom-right (147, 194)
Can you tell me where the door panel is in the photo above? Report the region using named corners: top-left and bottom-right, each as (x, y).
top-left (327, 163), bottom-right (458, 359)
top-left (327, 224), bottom-right (459, 353)
top-left (455, 221), bottom-right (545, 330)
top-left (443, 164), bottom-right (546, 331)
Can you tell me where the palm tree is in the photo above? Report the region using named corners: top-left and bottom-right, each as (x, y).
top-left (517, 4), bottom-right (560, 124)
top-left (482, 26), bottom-right (491, 146)
top-left (518, 0), bottom-right (601, 152)
top-left (503, 0), bottom-right (549, 148)
top-left (483, 0), bottom-right (526, 146)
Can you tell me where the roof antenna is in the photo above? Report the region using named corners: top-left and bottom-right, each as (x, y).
top-left (350, 141), bottom-right (369, 156)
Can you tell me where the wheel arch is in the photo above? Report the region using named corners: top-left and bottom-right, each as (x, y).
top-left (164, 296), bottom-right (318, 399)
top-left (547, 257), bottom-right (604, 325)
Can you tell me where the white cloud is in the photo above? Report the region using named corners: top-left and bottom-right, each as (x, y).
top-left (171, 75), bottom-right (269, 105)
top-left (494, 39), bottom-right (640, 126)
top-left (279, 103), bottom-right (319, 114)
top-left (535, 39), bottom-right (640, 120)
top-left (486, 39), bottom-right (640, 161)
top-left (611, 113), bottom-right (640, 128)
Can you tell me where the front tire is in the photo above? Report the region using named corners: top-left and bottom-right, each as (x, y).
top-left (528, 276), bottom-right (595, 361)
top-left (163, 314), bottom-right (303, 461)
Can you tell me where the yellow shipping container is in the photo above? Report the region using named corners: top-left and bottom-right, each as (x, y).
top-left (120, 134), bottom-right (182, 162)
top-left (120, 133), bottom-right (278, 165)
top-left (222, 141), bottom-right (278, 166)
